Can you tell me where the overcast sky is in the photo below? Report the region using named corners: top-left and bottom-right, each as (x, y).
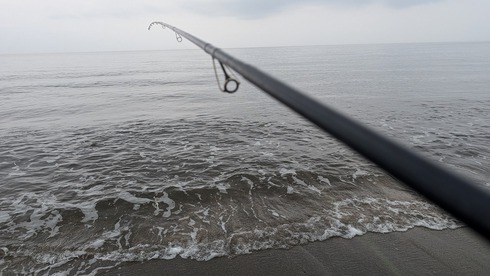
top-left (1, 0), bottom-right (489, 54)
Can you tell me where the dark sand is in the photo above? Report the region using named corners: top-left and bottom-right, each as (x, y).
top-left (105, 227), bottom-right (490, 275)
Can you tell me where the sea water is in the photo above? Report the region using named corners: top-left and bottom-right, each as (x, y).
top-left (1, 42), bottom-right (489, 274)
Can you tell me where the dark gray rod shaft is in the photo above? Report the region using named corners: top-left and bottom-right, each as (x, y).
top-left (150, 22), bottom-right (490, 239)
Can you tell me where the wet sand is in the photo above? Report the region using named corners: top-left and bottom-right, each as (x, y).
top-left (105, 227), bottom-right (490, 275)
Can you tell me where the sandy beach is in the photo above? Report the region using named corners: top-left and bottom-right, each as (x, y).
top-left (104, 227), bottom-right (490, 275)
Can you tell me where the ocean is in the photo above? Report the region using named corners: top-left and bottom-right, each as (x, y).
top-left (1, 42), bottom-right (489, 274)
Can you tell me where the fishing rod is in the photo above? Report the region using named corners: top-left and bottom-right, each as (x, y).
top-left (148, 21), bottom-right (490, 239)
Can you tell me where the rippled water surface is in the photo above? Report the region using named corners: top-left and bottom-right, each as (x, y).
top-left (1, 42), bottom-right (489, 274)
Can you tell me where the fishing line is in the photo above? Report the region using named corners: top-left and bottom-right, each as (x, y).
top-left (148, 21), bottom-right (490, 239)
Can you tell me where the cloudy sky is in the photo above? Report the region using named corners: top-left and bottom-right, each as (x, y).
top-left (1, 0), bottom-right (489, 54)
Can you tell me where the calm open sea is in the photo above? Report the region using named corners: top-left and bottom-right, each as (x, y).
top-left (1, 42), bottom-right (489, 274)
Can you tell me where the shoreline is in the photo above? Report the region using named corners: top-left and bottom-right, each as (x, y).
top-left (104, 227), bottom-right (490, 275)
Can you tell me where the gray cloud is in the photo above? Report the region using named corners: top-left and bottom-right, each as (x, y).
top-left (183, 0), bottom-right (445, 19)
top-left (3, 0), bottom-right (486, 54)
top-left (45, 1), bottom-right (173, 21)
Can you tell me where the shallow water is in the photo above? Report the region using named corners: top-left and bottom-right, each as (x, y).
top-left (0, 42), bottom-right (489, 274)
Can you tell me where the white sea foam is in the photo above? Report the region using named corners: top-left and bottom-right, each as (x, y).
top-left (42, 156), bottom-right (60, 164)
top-left (279, 168), bottom-right (296, 176)
top-left (292, 176), bottom-right (321, 194)
top-left (214, 182), bottom-right (230, 194)
top-left (194, 208), bottom-right (210, 224)
top-left (317, 176), bottom-right (331, 186)
top-left (157, 192), bottom-right (175, 218)
top-left (292, 175), bottom-right (307, 186)
top-left (0, 212), bottom-right (11, 224)
top-left (8, 165), bottom-right (26, 177)
top-left (352, 168), bottom-right (369, 180)
top-left (118, 191), bottom-right (152, 205)
top-left (331, 197), bottom-right (461, 233)
top-left (0, 194), bottom-right (461, 275)
top-left (241, 176), bottom-right (254, 195)
top-left (344, 225), bottom-right (364, 238)
top-left (87, 239), bottom-right (106, 249)
top-left (78, 201), bottom-right (99, 222)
